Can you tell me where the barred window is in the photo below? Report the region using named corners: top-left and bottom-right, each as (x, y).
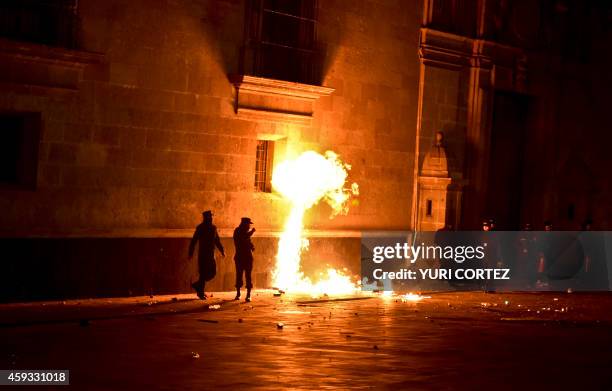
top-left (254, 140), bottom-right (274, 192)
top-left (242, 0), bottom-right (318, 84)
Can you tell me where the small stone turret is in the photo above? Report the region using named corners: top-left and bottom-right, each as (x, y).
top-left (421, 132), bottom-right (449, 178)
top-left (417, 132), bottom-right (453, 231)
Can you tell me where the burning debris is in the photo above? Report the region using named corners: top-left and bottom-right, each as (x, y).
top-left (378, 291), bottom-right (430, 302)
top-left (400, 293), bottom-right (431, 302)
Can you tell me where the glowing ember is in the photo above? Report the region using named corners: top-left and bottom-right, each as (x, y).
top-left (379, 292), bottom-right (430, 302)
top-left (271, 151), bottom-right (359, 295)
top-left (400, 293), bottom-right (430, 302)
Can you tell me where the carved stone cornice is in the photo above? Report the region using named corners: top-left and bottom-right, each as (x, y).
top-left (230, 75), bottom-right (334, 125)
top-left (0, 38), bottom-right (106, 91)
top-left (420, 28), bottom-right (526, 65)
top-left (419, 28), bottom-right (527, 92)
top-left (419, 28), bottom-right (473, 70)
top-left (230, 75), bottom-right (334, 100)
top-left (0, 38), bottom-right (104, 68)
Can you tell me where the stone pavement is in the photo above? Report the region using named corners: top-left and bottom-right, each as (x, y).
top-left (2, 291), bottom-right (612, 390)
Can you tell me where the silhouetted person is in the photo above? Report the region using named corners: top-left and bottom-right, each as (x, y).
top-left (435, 224), bottom-right (460, 287)
top-left (233, 217), bottom-right (255, 302)
top-left (544, 221), bottom-right (553, 231)
top-left (488, 218), bottom-right (496, 231)
top-left (581, 219), bottom-right (593, 232)
top-left (578, 219), bottom-right (609, 290)
top-left (516, 223), bottom-right (537, 287)
top-left (482, 220), bottom-right (491, 232)
top-left (535, 221), bottom-right (554, 288)
top-left (480, 219), bottom-right (501, 291)
top-left (188, 210), bottom-right (225, 299)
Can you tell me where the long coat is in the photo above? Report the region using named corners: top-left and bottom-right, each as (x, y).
top-left (189, 222), bottom-right (224, 281)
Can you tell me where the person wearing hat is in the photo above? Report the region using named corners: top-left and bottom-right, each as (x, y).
top-left (233, 217), bottom-right (256, 302)
top-left (188, 210), bottom-right (225, 299)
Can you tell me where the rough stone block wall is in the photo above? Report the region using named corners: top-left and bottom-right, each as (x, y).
top-left (0, 236), bottom-right (361, 302)
top-left (0, 0), bottom-right (421, 300)
top-left (0, 0), bottom-right (421, 233)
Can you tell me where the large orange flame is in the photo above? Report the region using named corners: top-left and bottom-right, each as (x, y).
top-left (271, 151), bottom-right (359, 295)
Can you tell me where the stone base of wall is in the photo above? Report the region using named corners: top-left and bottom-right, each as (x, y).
top-left (0, 236), bottom-right (361, 303)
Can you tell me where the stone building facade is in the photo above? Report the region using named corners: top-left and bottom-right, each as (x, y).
top-left (413, 0), bottom-right (611, 232)
top-left (0, 0), bottom-right (609, 301)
